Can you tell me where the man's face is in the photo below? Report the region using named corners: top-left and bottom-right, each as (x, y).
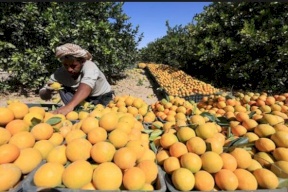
top-left (62, 59), bottom-right (82, 76)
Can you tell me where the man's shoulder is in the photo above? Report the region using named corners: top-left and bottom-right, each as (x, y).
top-left (83, 60), bottom-right (99, 69)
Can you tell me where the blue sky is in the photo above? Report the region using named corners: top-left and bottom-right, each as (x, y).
top-left (122, 2), bottom-right (212, 49)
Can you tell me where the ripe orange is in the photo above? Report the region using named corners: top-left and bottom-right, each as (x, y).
top-left (108, 129), bottom-right (129, 149)
top-left (9, 131), bottom-right (35, 149)
top-left (201, 151), bottom-right (223, 173)
top-left (163, 156), bottom-right (180, 174)
top-left (5, 119), bottom-right (30, 135)
top-left (90, 141), bottom-right (116, 164)
top-left (92, 162), bottom-right (122, 190)
top-left (46, 145), bottom-right (67, 165)
top-left (253, 168), bottom-right (279, 189)
top-left (0, 143), bottom-right (20, 164)
top-left (30, 122), bottom-right (54, 140)
top-left (23, 112), bottom-right (43, 126)
top-left (0, 163), bottom-right (22, 191)
top-left (0, 127), bottom-right (11, 145)
top-left (87, 127), bottom-right (107, 144)
top-left (33, 162), bottom-right (65, 188)
top-left (28, 106), bottom-right (46, 117)
top-left (33, 140), bottom-right (55, 160)
top-left (113, 147), bottom-right (137, 170)
top-left (66, 138), bottom-right (92, 162)
top-left (180, 152), bottom-right (202, 173)
top-left (123, 167), bottom-right (146, 190)
top-left (0, 107), bottom-right (14, 126)
top-left (64, 129), bottom-right (86, 144)
top-left (194, 170), bottom-right (215, 191)
top-left (230, 147), bottom-right (252, 169)
top-left (233, 168), bottom-right (257, 190)
top-left (7, 102), bottom-right (29, 119)
top-left (186, 136), bottom-right (206, 155)
top-left (137, 160), bottom-right (158, 184)
top-left (159, 132), bottom-right (178, 149)
top-left (80, 116), bottom-right (99, 134)
top-left (172, 168), bottom-right (195, 191)
top-left (62, 160), bottom-right (93, 189)
top-left (169, 141), bottom-right (188, 158)
top-left (65, 111), bottom-right (79, 121)
top-left (214, 169), bottom-right (238, 190)
top-left (156, 149), bottom-right (170, 165)
top-left (220, 152), bottom-right (237, 171)
top-left (98, 112), bottom-right (119, 131)
top-left (14, 147), bottom-right (42, 174)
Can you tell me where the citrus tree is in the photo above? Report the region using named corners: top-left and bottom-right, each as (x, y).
top-left (0, 2), bottom-right (143, 92)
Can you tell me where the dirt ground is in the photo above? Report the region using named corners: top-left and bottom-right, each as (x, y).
top-left (0, 68), bottom-right (162, 107)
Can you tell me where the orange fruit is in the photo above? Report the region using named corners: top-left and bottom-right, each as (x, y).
top-left (33, 162), bottom-right (65, 188)
top-left (65, 111), bottom-right (79, 121)
top-left (0, 107), bottom-right (14, 126)
top-left (180, 152), bottom-right (202, 173)
top-left (195, 122), bottom-right (218, 140)
top-left (137, 160), bottom-right (158, 184)
top-left (113, 147), bottom-right (137, 170)
top-left (14, 147), bottom-right (42, 174)
top-left (201, 151), bottom-right (223, 173)
top-left (214, 169), bottom-right (238, 190)
top-left (0, 163), bottom-right (22, 191)
top-left (220, 152), bottom-right (237, 171)
top-left (172, 168), bottom-right (195, 191)
top-left (23, 112), bottom-right (43, 126)
top-left (28, 106), bottom-right (46, 117)
top-left (169, 141), bottom-right (188, 158)
top-left (230, 147), bottom-right (252, 169)
top-left (5, 119), bottom-right (29, 135)
top-left (156, 149), bottom-right (170, 165)
top-left (194, 170), bottom-right (215, 191)
top-left (253, 168), bottom-right (279, 189)
top-left (80, 116), bottom-right (99, 134)
top-left (90, 141), bottom-right (116, 164)
top-left (9, 131), bottom-right (35, 149)
top-left (30, 122), bottom-right (54, 140)
top-left (159, 132), bottom-right (178, 149)
top-left (92, 162), bottom-right (122, 190)
top-left (108, 129), bottom-right (129, 149)
top-left (7, 102), bottom-right (29, 119)
top-left (176, 127), bottom-right (195, 142)
top-left (163, 156), bottom-right (180, 174)
top-left (66, 138), bottom-right (92, 162)
top-left (62, 160), bottom-right (93, 189)
top-left (0, 127), bottom-right (11, 145)
top-left (272, 147), bottom-right (288, 161)
top-left (123, 167), bottom-right (146, 190)
top-left (126, 140), bottom-right (145, 160)
top-left (186, 136), bottom-right (206, 155)
top-left (87, 127), bottom-right (107, 144)
top-left (98, 112), bottom-right (119, 131)
top-left (234, 168), bottom-right (257, 190)
top-left (0, 143), bottom-right (20, 164)
top-left (33, 140), bottom-right (54, 160)
top-left (64, 129), bottom-right (86, 144)
top-left (137, 148), bottom-right (156, 163)
top-left (48, 132), bottom-right (64, 146)
top-left (46, 145), bottom-right (67, 165)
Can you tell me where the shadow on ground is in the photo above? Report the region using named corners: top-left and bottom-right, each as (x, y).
top-left (142, 68), bottom-right (166, 102)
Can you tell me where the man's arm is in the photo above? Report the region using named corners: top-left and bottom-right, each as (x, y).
top-left (52, 83), bottom-right (92, 115)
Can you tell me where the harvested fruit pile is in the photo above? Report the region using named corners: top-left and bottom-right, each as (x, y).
top-left (146, 63), bottom-right (220, 97)
top-left (0, 91), bottom-right (288, 191)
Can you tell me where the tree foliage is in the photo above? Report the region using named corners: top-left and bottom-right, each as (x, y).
top-left (139, 2), bottom-right (288, 93)
top-left (0, 2), bottom-right (143, 92)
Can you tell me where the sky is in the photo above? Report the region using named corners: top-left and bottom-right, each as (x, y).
top-left (122, 2), bottom-right (212, 49)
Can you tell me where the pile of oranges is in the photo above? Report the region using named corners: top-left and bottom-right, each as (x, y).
top-left (0, 91), bottom-right (288, 191)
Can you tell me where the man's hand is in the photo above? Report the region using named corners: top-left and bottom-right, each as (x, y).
top-left (51, 105), bottom-right (74, 116)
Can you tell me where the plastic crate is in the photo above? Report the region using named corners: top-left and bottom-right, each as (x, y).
top-left (8, 160), bottom-right (46, 192)
top-left (165, 172), bottom-right (288, 192)
top-left (22, 163), bottom-right (166, 192)
top-left (26, 103), bottom-right (62, 112)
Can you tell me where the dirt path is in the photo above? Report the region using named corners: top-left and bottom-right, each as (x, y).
top-left (0, 68), bottom-right (162, 107)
